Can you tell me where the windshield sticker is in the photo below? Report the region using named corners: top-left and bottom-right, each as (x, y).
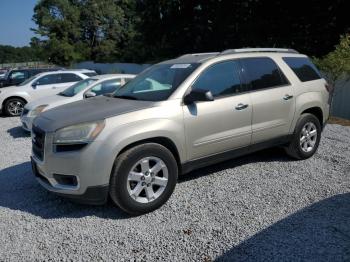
top-left (171, 64), bottom-right (191, 69)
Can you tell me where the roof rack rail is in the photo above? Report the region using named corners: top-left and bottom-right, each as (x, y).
top-left (177, 52), bottom-right (220, 58)
top-left (220, 48), bottom-right (299, 55)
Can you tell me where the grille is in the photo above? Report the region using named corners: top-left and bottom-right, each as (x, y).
top-left (32, 125), bottom-right (45, 161)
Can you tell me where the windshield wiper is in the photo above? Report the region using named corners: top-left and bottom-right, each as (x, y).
top-left (113, 95), bottom-right (138, 100)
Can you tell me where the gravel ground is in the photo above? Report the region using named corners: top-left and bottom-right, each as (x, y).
top-left (0, 117), bottom-right (349, 261)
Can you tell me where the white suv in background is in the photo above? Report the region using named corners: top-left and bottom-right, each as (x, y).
top-left (0, 69), bottom-right (96, 116)
top-left (21, 74), bottom-right (135, 131)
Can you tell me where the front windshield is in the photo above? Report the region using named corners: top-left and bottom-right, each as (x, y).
top-left (113, 63), bottom-right (200, 101)
top-left (17, 75), bottom-right (37, 86)
top-left (58, 78), bottom-right (97, 97)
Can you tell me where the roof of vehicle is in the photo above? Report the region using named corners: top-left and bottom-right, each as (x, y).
top-left (8, 67), bottom-right (62, 72)
top-left (56, 69), bottom-right (96, 73)
top-left (91, 74), bottom-right (136, 80)
top-left (33, 69), bottom-right (96, 78)
top-left (161, 48), bottom-right (306, 64)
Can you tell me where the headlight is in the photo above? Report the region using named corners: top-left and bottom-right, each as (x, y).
top-left (28, 105), bottom-right (48, 117)
top-left (53, 121), bottom-right (105, 144)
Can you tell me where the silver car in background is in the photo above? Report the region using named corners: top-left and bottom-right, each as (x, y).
top-left (21, 74), bottom-right (135, 131)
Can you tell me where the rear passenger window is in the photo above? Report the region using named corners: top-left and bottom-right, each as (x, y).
top-left (283, 57), bottom-right (321, 82)
top-left (60, 73), bottom-right (82, 83)
top-left (192, 60), bottom-right (242, 97)
top-left (36, 74), bottom-right (60, 85)
top-left (241, 57), bottom-right (289, 91)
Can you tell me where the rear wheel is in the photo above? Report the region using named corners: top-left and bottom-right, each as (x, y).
top-left (4, 98), bottom-right (26, 116)
top-left (109, 143), bottom-right (178, 215)
top-left (285, 113), bottom-right (321, 159)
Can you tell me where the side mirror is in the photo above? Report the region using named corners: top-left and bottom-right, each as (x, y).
top-left (184, 88), bottom-right (214, 105)
top-left (84, 91), bottom-right (96, 98)
top-left (32, 82), bottom-right (38, 89)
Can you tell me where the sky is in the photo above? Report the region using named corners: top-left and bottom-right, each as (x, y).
top-left (0, 0), bottom-right (37, 47)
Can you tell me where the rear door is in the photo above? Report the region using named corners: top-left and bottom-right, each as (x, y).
top-left (240, 57), bottom-right (295, 144)
top-left (183, 60), bottom-right (252, 160)
top-left (55, 73), bottom-right (83, 92)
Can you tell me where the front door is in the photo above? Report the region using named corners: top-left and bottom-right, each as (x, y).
top-left (183, 60), bottom-right (252, 160)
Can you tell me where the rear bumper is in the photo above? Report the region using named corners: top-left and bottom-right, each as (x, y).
top-left (31, 157), bottom-right (109, 205)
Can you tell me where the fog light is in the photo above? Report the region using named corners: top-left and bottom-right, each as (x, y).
top-left (53, 174), bottom-right (78, 187)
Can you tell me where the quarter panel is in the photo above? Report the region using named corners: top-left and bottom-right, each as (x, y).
top-left (290, 90), bottom-right (327, 132)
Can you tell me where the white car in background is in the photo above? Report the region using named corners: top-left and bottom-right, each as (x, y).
top-left (0, 69), bottom-right (96, 116)
top-left (21, 74), bottom-right (135, 131)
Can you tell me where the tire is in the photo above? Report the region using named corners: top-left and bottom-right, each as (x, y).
top-left (4, 98), bottom-right (26, 116)
top-left (109, 143), bottom-right (178, 215)
top-left (285, 113), bottom-right (321, 160)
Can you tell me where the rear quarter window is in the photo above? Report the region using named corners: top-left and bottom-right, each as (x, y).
top-left (240, 57), bottom-right (289, 91)
top-left (282, 57), bottom-right (321, 82)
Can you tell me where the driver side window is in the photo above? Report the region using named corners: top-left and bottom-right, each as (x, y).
top-left (192, 60), bottom-right (243, 98)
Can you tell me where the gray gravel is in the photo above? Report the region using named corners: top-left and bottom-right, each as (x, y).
top-left (0, 116), bottom-right (349, 261)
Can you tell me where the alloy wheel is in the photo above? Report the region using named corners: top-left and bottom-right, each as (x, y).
top-left (126, 156), bottom-right (169, 204)
top-left (299, 122), bottom-right (318, 153)
top-left (7, 101), bottom-right (24, 116)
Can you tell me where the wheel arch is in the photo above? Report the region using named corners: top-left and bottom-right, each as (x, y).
top-left (2, 96), bottom-right (28, 108)
top-left (116, 136), bottom-right (182, 174)
top-left (301, 107), bottom-right (323, 127)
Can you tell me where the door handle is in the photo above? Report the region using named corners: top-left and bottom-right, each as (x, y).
top-left (52, 86), bottom-right (57, 89)
top-left (235, 103), bottom-right (249, 110)
top-left (283, 94), bottom-right (293, 100)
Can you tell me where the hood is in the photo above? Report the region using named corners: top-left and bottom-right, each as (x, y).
top-left (33, 96), bottom-right (156, 132)
top-left (25, 94), bottom-right (72, 110)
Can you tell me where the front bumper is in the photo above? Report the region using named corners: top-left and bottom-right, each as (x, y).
top-left (30, 128), bottom-right (115, 205)
top-left (31, 157), bottom-right (109, 205)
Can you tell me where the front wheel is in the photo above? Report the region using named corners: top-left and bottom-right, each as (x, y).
top-left (109, 143), bottom-right (178, 215)
top-left (285, 113), bottom-right (321, 159)
top-left (4, 98), bottom-right (26, 116)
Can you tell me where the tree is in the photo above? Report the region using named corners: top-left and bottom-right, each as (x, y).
top-left (31, 0), bottom-right (139, 65)
top-left (0, 45), bottom-right (38, 63)
top-left (32, 0), bottom-right (83, 66)
top-left (30, 0), bottom-right (349, 64)
top-left (314, 34), bottom-right (350, 87)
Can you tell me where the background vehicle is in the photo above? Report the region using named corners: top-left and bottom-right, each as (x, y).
top-left (31, 48), bottom-right (330, 215)
top-left (0, 68), bottom-right (63, 88)
top-left (0, 69), bottom-right (8, 79)
top-left (0, 69), bottom-right (96, 116)
top-left (21, 74), bottom-right (135, 131)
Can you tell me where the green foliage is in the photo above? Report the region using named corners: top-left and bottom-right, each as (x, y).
top-left (314, 34), bottom-right (350, 86)
top-left (31, 0), bottom-right (139, 66)
top-left (2, 1), bottom-right (349, 66)
top-left (0, 45), bottom-right (38, 64)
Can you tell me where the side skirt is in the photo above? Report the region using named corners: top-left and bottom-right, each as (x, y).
top-left (181, 135), bottom-right (292, 174)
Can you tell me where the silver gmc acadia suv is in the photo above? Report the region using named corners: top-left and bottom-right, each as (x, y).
top-left (31, 48), bottom-right (331, 215)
